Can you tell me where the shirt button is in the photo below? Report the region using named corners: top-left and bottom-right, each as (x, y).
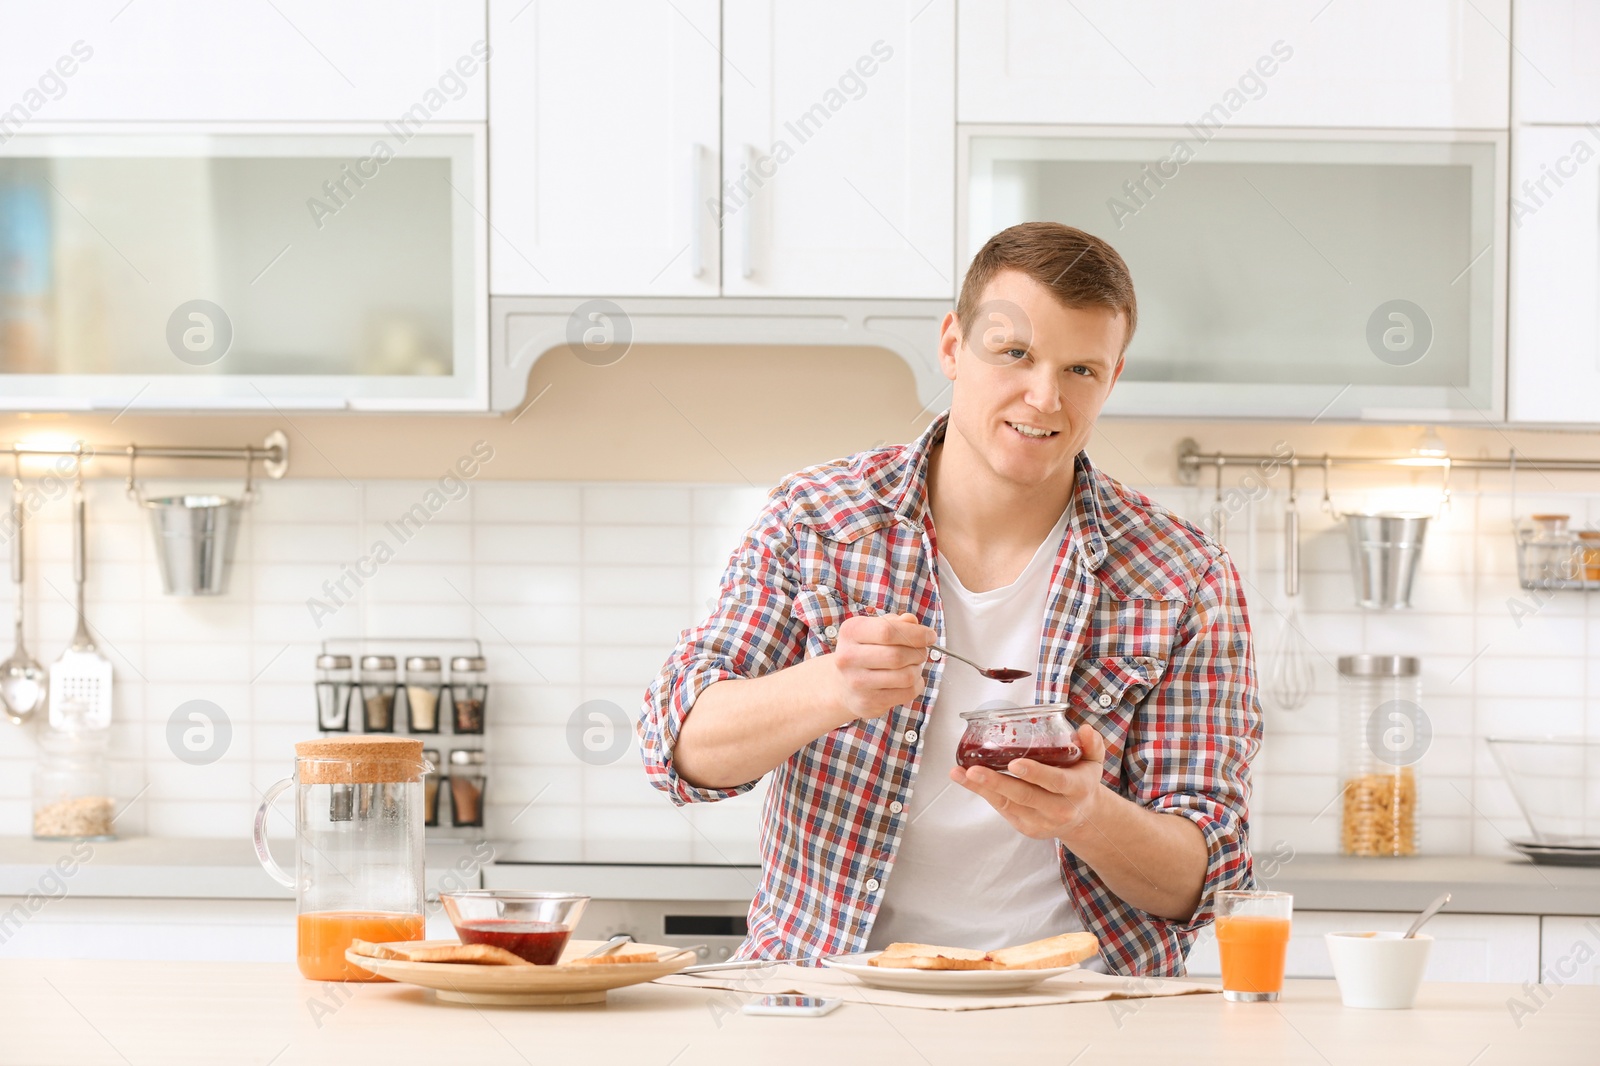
top-left (903, 729), bottom-right (919, 744)
top-left (1098, 693), bottom-right (1114, 708)
top-left (824, 625), bottom-right (838, 639)
top-left (889, 801), bottom-right (903, 814)
top-left (928, 649), bottom-right (943, 662)
top-left (865, 878), bottom-right (881, 893)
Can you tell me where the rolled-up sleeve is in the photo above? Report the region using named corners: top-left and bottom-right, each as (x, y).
top-left (638, 486), bottom-right (808, 806)
top-left (1123, 550), bottom-right (1262, 934)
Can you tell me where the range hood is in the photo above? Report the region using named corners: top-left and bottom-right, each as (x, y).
top-left (491, 296), bottom-right (952, 414)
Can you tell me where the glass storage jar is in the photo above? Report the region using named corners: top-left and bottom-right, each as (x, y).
top-left (33, 728), bottom-right (116, 841)
top-left (359, 655), bottom-right (398, 733)
top-left (1337, 655), bottom-right (1423, 857)
top-left (315, 654), bottom-right (354, 732)
top-left (402, 656), bottom-right (442, 733)
top-left (955, 702), bottom-right (1082, 773)
top-left (447, 656), bottom-right (487, 734)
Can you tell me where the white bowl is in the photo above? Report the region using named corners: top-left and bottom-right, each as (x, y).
top-left (1325, 931), bottom-right (1432, 1009)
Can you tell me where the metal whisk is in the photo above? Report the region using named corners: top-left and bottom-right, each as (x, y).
top-left (1270, 467), bottom-right (1315, 711)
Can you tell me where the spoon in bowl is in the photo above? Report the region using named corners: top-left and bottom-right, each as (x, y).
top-left (1403, 892), bottom-right (1451, 939)
top-left (0, 475), bottom-right (46, 724)
top-left (929, 644), bottom-right (1031, 683)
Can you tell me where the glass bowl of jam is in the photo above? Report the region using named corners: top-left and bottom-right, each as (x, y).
top-left (440, 890), bottom-right (590, 964)
top-left (955, 702), bottom-right (1082, 773)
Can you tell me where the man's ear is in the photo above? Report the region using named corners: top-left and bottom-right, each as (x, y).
top-left (936, 310), bottom-right (962, 383)
top-left (1109, 353), bottom-right (1126, 389)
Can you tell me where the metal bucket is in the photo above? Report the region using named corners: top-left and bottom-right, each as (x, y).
top-left (1345, 512), bottom-right (1429, 609)
top-left (145, 495), bottom-right (241, 596)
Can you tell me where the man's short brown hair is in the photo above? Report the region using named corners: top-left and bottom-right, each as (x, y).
top-left (956, 222), bottom-right (1138, 355)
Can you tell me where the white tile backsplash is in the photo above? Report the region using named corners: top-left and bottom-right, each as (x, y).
top-left (0, 475), bottom-right (1593, 867)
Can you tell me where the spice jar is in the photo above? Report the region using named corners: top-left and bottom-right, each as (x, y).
top-left (955, 702), bottom-right (1082, 773)
top-left (1579, 531), bottom-right (1600, 584)
top-left (403, 657), bottom-right (443, 734)
top-left (449, 749), bottom-right (486, 828)
top-left (1337, 656), bottom-right (1422, 858)
top-left (33, 728), bottom-right (116, 841)
top-left (447, 656), bottom-right (487, 734)
top-left (422, 748), bottom-right (441, 827)
top-left (315, 654), bottom-right (354, 732)
top-left (360, 655), bottom-right (398, 733)
top-left (1527, 514), bottom-right (1578, 585)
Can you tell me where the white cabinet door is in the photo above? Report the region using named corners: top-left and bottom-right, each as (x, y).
top-left (0, 1), bottom-right (486, 122)
top-left (1539, 916), bottom-right (1600, 985)
top-left (487, 0), bottom-right (720, 297)
top-left (1186, 911), bottom-right (1541, 983)
top-left (958, 0), bottom-right (1509, 130)
top-left (1513, 0), bottom-right (1600, 123)
top-left (721, 0), bottom-right (955, 298)
top-left (0, 898), bottom-right (294, 962)
top-left (1508, 126), bottom-right (1600, 423)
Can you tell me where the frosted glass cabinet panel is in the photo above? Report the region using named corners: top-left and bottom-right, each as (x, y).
top-left (0, 127), bottom-right (486, 410)
top-left (962, 128), bottom-right (1506, 421)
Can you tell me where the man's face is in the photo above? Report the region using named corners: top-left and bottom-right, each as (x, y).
top-left (936, 269), bottom-right (1128, 489)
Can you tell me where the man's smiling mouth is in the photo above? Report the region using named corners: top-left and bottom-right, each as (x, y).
top-left (1006, 421), bottom-right (1058, 439)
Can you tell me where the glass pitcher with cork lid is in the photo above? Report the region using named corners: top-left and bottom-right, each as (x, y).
top-left (254, 736), bottom-right (431, 981)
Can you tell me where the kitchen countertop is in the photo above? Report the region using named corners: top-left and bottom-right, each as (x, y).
top-left (3, 961), bottom-right (1593, 1065)
top-left (5, 837), bottom-right (1597, 917)
top-left (1261, 854), bottom-right (1600, 916)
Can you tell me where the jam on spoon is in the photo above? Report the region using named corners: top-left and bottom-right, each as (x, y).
top-left (929, 644), bottom-right (1031, 683)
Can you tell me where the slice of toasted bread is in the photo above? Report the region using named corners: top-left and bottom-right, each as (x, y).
top-left (398, 943), bottom-right (533, 966)
top-left (569, 950), bottom-right (659, 966)
top-left (868, 943), bottom-right (997, 970)
top-left (987, 932), bottom-right (1099, 970)
top-left (348, 939), bottom-right (407, 960)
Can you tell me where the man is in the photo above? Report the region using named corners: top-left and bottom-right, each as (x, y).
top-left (639, 221), bottom-right (1261, 976)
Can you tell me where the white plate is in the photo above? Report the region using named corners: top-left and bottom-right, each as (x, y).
top-left (822, 952), bottom-right (1078, 994)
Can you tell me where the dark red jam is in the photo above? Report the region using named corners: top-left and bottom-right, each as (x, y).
top-left (454, 919), bottom-right (572, 964)
top-left (955, 739), bottom-right (1082, 772)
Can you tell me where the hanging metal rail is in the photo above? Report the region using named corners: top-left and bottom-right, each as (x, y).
top-left (1176, 437), bottom-right (1600, 483)
top-left (3, 430), bottom-right (288, 479)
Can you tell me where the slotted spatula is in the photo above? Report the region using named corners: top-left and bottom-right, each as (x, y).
top-left (48, 463), bottom-right (112, 731)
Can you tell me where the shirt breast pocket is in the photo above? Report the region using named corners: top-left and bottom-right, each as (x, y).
top-left (1068, 655), bottom-right (1164, 717)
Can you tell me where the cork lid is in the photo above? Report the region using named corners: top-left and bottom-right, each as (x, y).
top-left (294, 736), bottom-right (428, 784)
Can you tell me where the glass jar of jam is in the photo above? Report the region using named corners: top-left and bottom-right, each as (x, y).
top-left (955, 702), bottom-right (1082, 773)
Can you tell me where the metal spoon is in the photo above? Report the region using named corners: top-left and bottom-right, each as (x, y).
top-left (929, 644), bottom-right (1030, 683)
top-left (1404, 892), bottom-right (1451, 939)
top-left (0, 476), bottom-right (46, 724)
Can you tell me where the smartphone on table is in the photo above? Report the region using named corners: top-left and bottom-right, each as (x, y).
top-left (740, 994), bottom-right (842, 1017)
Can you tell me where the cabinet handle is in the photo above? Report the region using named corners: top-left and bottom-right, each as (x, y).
top-left (741, 143), bottom-right (755, 279)
top-left (689, 142), bottom-right (705, 279)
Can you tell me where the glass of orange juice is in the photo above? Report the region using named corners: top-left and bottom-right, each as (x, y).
top-left (1215, 890), bottom-right (1293, 1002)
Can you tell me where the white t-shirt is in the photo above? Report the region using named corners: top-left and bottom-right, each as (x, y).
top-left (867, 503), bottom-right (1104, 971)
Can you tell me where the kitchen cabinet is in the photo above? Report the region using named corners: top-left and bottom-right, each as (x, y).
top-left (486, 0), bottom-right (721, 297)
top-left (963, 127), bottom-right (1506, 420)
top-left (0, 127), bottom-right (488, 411)
top-left (0, 898), bottom-right (295, 962)
top-left (1539, 916), bottom-right (1600, 985)
top-left (0, 1), bottom-right (486, 122)
top-left (1508, 125), bottom-right (1600, 423)
top-left (958, 0), bottom-right (1509, 130)
top-left (1184, 911), bottom-right (1542, 983)
top-left (1512, 0), bottom-right (1600, 123)
top-left (720, 0), bottom-right (955, 298)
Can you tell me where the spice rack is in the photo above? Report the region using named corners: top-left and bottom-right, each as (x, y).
top-left (316, 637), bottom-right (487, 842)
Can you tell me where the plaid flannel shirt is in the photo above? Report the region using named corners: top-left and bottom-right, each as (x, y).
top-left (639, 411), bottom-right (1262, 977)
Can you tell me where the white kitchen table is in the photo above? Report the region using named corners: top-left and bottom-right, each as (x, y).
top-left (1, 960), bottom-right (1595, 1065)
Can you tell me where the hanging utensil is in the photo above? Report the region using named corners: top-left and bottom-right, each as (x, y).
top-left (48, 451), bottom-right (112, 731)
top-left (1, 450), bottom-right (47, 724)
top-left (1270, 464), bottom-right (1314, 711)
